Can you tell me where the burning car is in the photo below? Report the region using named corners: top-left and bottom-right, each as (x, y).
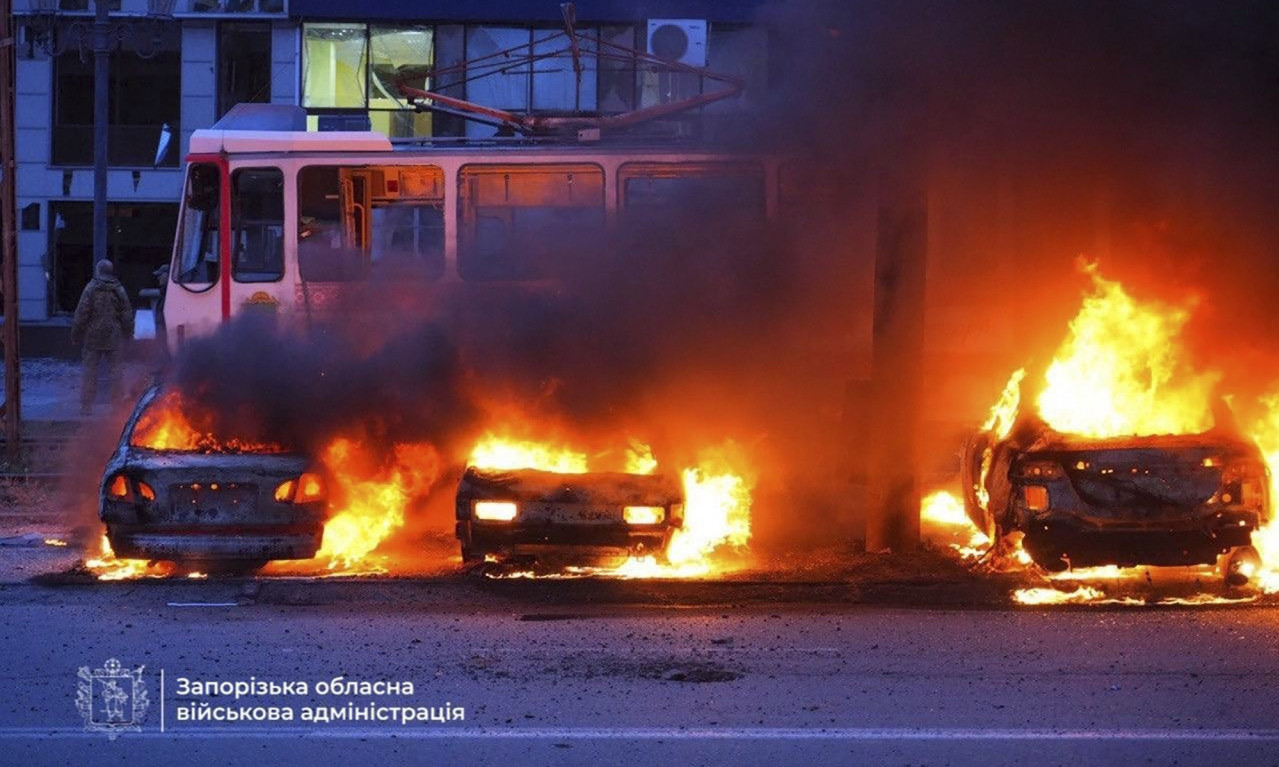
top-left (962, 410), bottom-right (1270, 579)
top-left (455, 466), bottom-right (684, 566)
top-left (100, 385), bottom-right (328, 572)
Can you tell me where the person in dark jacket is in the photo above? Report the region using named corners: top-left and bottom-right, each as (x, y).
top-left (71, 260), bottom-right (134, 414)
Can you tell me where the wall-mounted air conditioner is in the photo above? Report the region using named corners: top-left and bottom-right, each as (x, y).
top-left (646, 19), bottom-right (707, 67)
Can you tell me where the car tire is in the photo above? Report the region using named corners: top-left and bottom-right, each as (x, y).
top-left (960, 431), bottom-right (996, 540)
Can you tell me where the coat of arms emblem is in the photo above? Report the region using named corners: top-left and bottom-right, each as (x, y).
top-left (76, 658), bottom-right (150, 739)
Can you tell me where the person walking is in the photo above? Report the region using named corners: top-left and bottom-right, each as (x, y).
top-left (71, 259), bottom-right (134, 415)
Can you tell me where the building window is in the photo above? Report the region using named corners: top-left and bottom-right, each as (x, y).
top-left (368, 25), bottom-right (433, 138)
top-left (49, 202), bottom-right (177, 314)
top-left (460, 25), bottom-right (600, 135)
top-left (302, 23), bottom-right (434, 138)
top-left (218, 22), bottom-right (272, 118)
top-left (190, 0), bottom-right (284, 11)
top-left (302, 22), bottom-right (367, 108)
top-left (51, 23), bottom-right (181, 168)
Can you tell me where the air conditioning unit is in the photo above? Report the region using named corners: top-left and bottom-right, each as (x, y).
top-left (646, 19), bottom-right (707, 67)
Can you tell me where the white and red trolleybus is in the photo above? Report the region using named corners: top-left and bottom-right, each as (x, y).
top-left (161, 105), bottom-right (802, 347)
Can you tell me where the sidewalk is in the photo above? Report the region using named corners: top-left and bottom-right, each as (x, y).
top-left (1, 357), bottom-right (156, 424)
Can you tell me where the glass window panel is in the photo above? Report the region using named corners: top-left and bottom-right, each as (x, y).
top-left (303, 23), bottom-right (368, 108)
top-left (704, 26), bottom-right (768, 114)
top-left (369, 24), bottom-right (433, 111)
top-left (458, 164), bottom-right (604, 281)
top-left (531, 28), bottom-right (597, 112)
top-left (172, 163), bottom-right (222, 285)
top-left (298, 165), bottom-right (444, 282)
top-left (464, 26), bottom-right (530, 111)
top-left (597, 25), bottom-right (636, 113)
top-left (231, 168), bottom-right (285, 283)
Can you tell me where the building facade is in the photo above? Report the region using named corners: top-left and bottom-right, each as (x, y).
top-left (10, 0), bottom-right (768, 324)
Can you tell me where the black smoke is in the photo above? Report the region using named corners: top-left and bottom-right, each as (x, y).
top-left (159, 1), bottom-right (1279, 546)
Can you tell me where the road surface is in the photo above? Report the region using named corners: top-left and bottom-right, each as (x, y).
top-left (0, 575), bottom-right (1275, 765)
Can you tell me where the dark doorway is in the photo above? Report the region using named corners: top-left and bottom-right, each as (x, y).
top-left (49, 202), bottom-right (177, 315)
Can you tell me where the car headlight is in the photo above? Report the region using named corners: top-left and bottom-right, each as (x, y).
top-left (623, 506), bottom-right (665, 525)
top-left (474, 501), bottom-right (518, 522)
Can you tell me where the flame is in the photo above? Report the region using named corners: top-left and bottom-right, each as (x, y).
top-left (1013, 586), bottom-right (1106, 605)
top-left (947, 263), bottom-right (1275, 605)
top-left (132, 391), bottom-right (284, 454)
top-left (469, 433), bottom-right (589, 473)
top-left (1244, 396), bottom-right (1279, 594)
top-left (85, 534), bottom-right (175, 580)
top-left (273, 439), bottom-right (441, 574)
top-left (625, 441), bottom-right (659, 475)
top-left (43, 538), bottom-right (68, 547)
top-left (1035, 264), bottom-right (1219, 438)
top-left (666, 463), bottom-right (752, 568)
top-left (920, 490), bottom-right (990, 560)
top-left (1014, 585), bottom-right (1257, 606)
top-left (983, 369), bottom-right (1025, 441)
top-left (472, 435), bottom-right (752, 577)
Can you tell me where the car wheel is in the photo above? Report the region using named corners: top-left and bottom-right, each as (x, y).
top-left (960, 431), bottom-right (996, 540)
top-left (1220, 545), bottom-right (1261, 587)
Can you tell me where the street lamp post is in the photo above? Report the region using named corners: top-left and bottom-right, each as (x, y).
top-left (90, 0), bottom-right (109, 266)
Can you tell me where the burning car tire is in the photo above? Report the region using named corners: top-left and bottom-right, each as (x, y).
top-left (1220, 545), bottom-right (1263, 588)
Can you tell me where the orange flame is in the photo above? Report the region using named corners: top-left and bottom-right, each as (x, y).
top-left (1035, 264), bottom-right (1219, 438)
top-left (469, 433), bottom-right (589, 473)
top-left (132, 392), bottom-right (283, 454)
top-left (471, 434), bottom-right (752, 577)
top-left (1244, 396), bottom-right (1279, 594)
top-left (85, 534), bottom-right (175, 581)
top-left (933, 263), bottom-right (1274, 604)
top-left (920, 490), bottom-right (990, 560)
top-left (272, 439), bottom-right (442, 574)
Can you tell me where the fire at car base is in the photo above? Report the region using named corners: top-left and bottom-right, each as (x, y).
top-left (85, 393), bottom-right (754, 581)
top-left (923, 263), bottom-right (1279, 605)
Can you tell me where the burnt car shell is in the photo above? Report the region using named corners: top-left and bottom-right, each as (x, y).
top-left (966, 417), bottom-right (1270, 571)
top-left (100, 386), bottom-right (326, 569)
top-left (455, 467), bottom-right (683, 565)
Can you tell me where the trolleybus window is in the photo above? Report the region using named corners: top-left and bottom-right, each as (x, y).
top-left (458, 164), bottom-right (605, 281)
top-left (297, 164), bottom-right (445, 282)
top-left (619, 163), bottom-right (765, 223)
top-left (231, 168), bottom-right (285, 283)
top-left (173, 162), bottom-right (220, 285)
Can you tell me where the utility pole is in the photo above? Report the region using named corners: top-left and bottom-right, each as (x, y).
top-left (864, 91), bottom-right (928, 554)
top-left (91, 0), bottom-right (107, 265)
top-left (1, 0), bottom-right (22, 462)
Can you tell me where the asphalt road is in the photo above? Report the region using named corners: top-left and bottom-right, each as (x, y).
top-left (0, 576), bottom-right (1277, 766)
